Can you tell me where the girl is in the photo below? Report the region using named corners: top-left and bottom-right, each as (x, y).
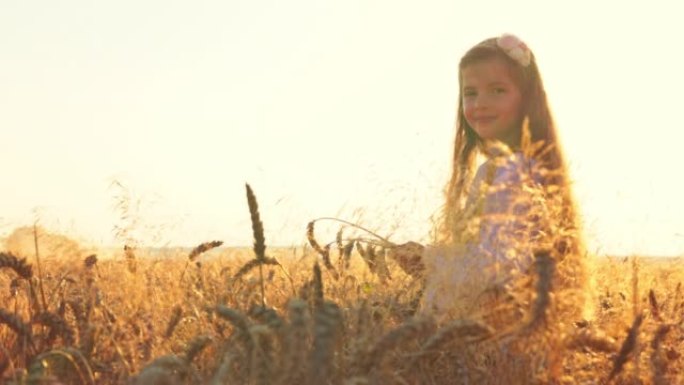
top-left (392, 33), bottom-right (588, 325)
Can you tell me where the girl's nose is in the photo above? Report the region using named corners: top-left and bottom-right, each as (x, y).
top-left (474, 95), bottom-right (490, 109)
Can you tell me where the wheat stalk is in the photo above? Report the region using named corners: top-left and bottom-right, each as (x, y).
top-left (309, 217), bottom-right (394, 246)
top-left (650, 324), bottom-right (672, 385)
top-left (606, 313), bottom-right (644, 384)
top-left (31, 223), bottom-right (48, 314)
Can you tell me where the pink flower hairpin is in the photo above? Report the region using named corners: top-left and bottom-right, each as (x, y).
top-left (497, 33), bottom-right (531, 67)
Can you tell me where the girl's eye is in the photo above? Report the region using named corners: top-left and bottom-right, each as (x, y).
top-left (493, 88), bottom-right (506, 94)
top-left (463, 90), bottom-right (476, 98)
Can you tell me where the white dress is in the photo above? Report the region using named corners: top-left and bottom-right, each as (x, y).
top-left (422, 151), bottom-right (546, 320)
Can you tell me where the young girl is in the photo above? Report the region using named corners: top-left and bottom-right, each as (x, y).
top-left (392, 33), bottom-right (588, 324)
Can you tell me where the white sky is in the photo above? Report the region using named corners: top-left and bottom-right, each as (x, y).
top-left (1, 0), bottom-right (683, 256)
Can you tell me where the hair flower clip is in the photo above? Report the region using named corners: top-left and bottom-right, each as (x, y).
top-left (497, 33), bottom-right (531, 67)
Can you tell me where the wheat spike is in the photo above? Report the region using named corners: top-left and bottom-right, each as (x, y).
top-left (33, 311), bottom-right (75, 347)
top-left (215, 305), bottom-right (256, 364)
top-left (83, 254), bottom-right (98, 269)
top-left (313, 263), bottom-right (324, 311)
top-left (133, 366), bottom-right (182, 385)
top-left (0, 252), bottom-right (33, 280)
top-left (306, 221), bottom-right (338, 277)
top-left (648, 289), bottom-right (662, 322)
top-left (184, 335), bottom-right (212, 363)
top-left (246, 184), bottom-right (266, 261)
top-left (66, 299), bottom-right (96, 357)
top-left (372, 247), bottom-right (391, 282)
top-left (606, 313), bottom-right (644, 383)
top-left (567, 328), bottom-right (618, 353)
top-left (0, 308), bottom-right (33, 341)
top-left (412, 319), bottom-right (492, 366)
top-left (359, 317), bottom-right (435, 375)
top-left (309, 300), bottom-right (343, 384)
top-left (124, 245), bottom-right (137, 273)
top-left (650, 324), bottom-right (672, 385)
top-left (29, 348), bottom-right (96, 385)
top-left (249, 324), bottom-right (274, 385)
top-left (232, 257), bottom-right (280, 282)
top-left (215, 306), bottom-right (251, 335)
top-left (210, 352), bottom-right (238, 385)
top-left (527, 251), bottom-right (555, 330)
top-left (249, 305), bottom-right (284, 331)
top-left (165, 305), bottom-right (183, 339)
top-left (335, 227), bottom-right (348, 272)
top-left (246, 183), bottom-right (270, 307)
top-left (188, 240), bottom-right (223, 262)
top-left (355, 242), bottom-right (375, 273)
top-left (280, 299), bottom-right (310, 385)
top-left (342, 241), bottom-right (354, 270)
top-left (134, 355), bottom-right (191, 385)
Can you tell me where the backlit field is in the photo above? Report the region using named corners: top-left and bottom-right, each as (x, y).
top-left (1, 238), bottom-right (682, 384)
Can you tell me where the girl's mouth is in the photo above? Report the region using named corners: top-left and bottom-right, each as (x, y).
top-left (475, 117), bottom-right (496, 125)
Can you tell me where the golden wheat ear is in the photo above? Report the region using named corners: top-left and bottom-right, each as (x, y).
top-left (357, 317), bottom-right (435, 376)
top-left (309, 300), bottom-right (343, 384)
top-left (0, 308), bottom-right (33, 343)
top-left (0, 252), bottom-right (33, 280)
top-left (188, 240), bottom-right (223, 262)
top-left (606, 313), bottom-right (644, 383)
top-left (245, 183), bottom-right (270, 306)
top-left (306, 221), bottom-right (338, 278)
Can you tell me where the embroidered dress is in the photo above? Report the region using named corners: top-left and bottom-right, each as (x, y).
top-left (422, 150), bottom-right (546, 321)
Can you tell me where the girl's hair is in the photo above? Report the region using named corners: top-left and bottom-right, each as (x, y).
top-left (440, 36), bottom-right (584, 261)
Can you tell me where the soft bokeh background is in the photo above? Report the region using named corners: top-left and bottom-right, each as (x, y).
top-left (2, 0), bottom-right (683, 256)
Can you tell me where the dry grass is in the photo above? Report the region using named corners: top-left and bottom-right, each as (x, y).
top-left (0, 248), bottom-right (682, 384)
top-left (0, 186), bottom-right (682, 384)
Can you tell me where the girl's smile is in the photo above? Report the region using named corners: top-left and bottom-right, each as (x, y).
top-left (461, 58), bottom-right (523, 146)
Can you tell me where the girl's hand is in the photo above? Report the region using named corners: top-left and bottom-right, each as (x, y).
top-left (388, 241), bottom-right (425, 278)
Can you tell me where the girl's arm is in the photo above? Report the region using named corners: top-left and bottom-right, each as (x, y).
top-left (388, 241), bottom-right (426, 278)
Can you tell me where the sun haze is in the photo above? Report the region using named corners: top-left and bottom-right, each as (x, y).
top-left (1, 0), bottom-right (683, 257)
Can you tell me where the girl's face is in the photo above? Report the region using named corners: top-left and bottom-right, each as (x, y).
top-left (461, 58), bottom-right (524, 146)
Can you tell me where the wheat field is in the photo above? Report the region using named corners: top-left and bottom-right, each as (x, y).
top-left (1, 188), bottom-right (682, 384)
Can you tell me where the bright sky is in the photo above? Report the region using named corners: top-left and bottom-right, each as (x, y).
top-left (2, 0), bottom-right (683, 256)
